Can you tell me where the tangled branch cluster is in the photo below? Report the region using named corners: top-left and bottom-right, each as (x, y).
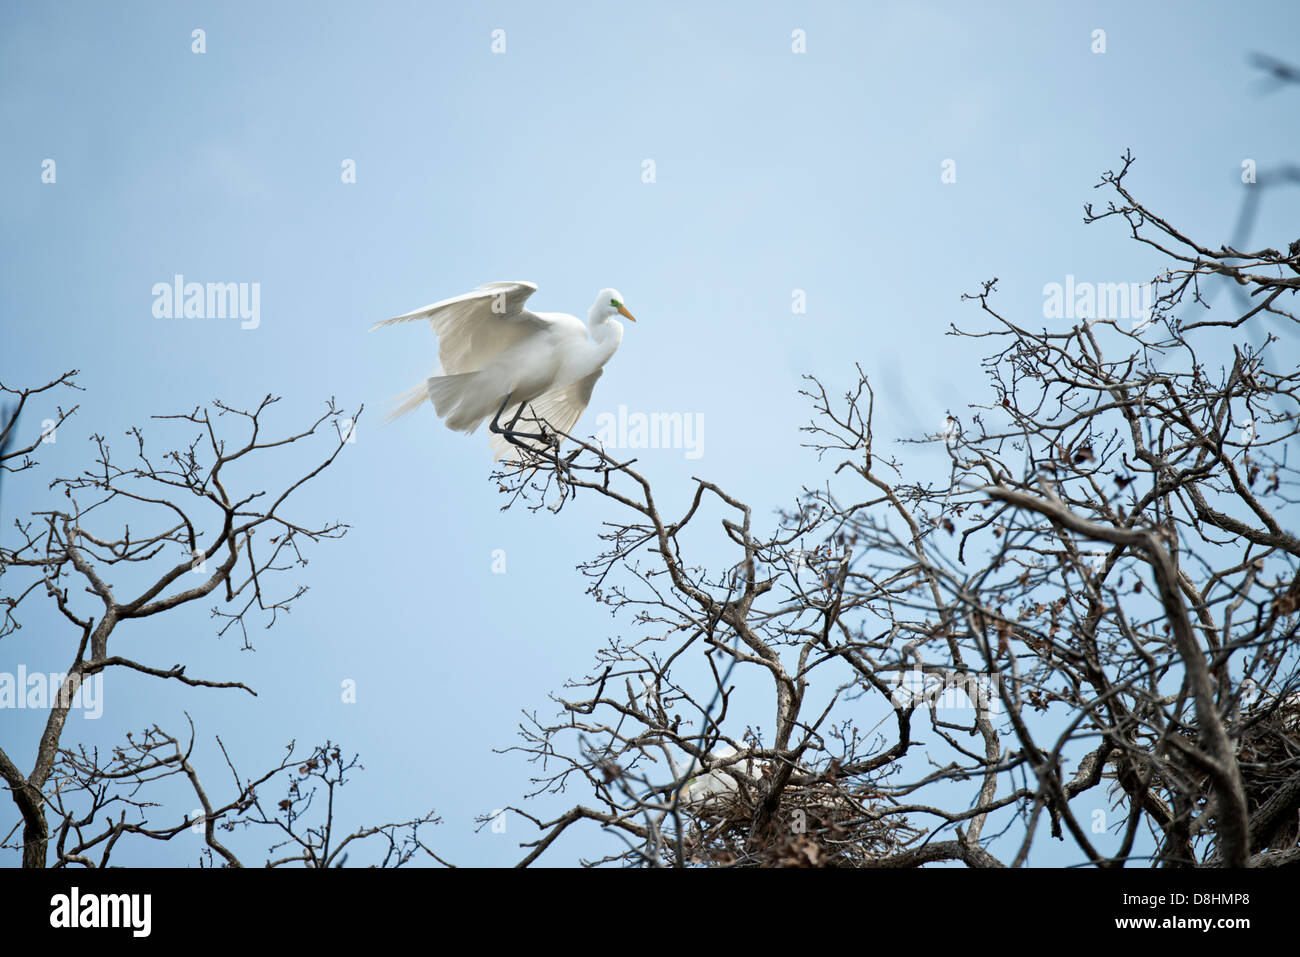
top-left (492, 155), bottom-right (1300, 868)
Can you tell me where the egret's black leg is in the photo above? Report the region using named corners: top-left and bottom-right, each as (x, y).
top-left (488, 392), bottom-right (549, 448)
top-left (488, 392), bottom-right (513, 434)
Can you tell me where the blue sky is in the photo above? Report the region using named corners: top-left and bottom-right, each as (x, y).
top-left (2, 1), bottom-right (1298, 866)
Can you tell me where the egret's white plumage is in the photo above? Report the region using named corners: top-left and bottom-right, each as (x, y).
top-left (672, 744), bottom-right (760, 808)
top-left (373, 281), bottom-right (635, 460)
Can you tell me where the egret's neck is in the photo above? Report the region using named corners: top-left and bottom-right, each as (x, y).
top-left (586, 313), bottom-right (624, 356)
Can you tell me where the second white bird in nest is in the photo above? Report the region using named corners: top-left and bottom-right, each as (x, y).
top-left (373, 281), bottom-right (636, 461)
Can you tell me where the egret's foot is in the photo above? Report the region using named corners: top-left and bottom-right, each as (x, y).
top-left (493, 424), bottom-right (550, 446)
top-left (489, 393), bottom-right (549, 446)
top-left (487, 394), bottom-right (568, 465)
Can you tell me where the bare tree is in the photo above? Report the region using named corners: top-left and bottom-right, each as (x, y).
top-left (48, 727), bottom-right (446, 867)
top-left (0, 371), bottom-right (80, 513)
top-left (487, 151), bottom-right (1300, 868)
top-left (0, 384), bottom-right (441, 867)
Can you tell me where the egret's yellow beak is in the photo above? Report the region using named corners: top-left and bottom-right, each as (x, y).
top-left (617, 304), bottom-right (637, 323)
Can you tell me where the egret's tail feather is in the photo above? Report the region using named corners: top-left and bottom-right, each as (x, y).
top-left (384, 371), bottom-right (501, 435)
top-left (383, 380), bottom-right (436, 424)
top-left (384, 372), bottom-right (488, 428)
top-left (429, 372), bottom-right (495, 433)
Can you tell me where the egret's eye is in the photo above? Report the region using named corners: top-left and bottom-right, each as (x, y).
top-left (610, 298), bottom-right (621, 308)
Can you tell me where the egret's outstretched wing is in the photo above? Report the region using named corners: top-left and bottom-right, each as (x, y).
top-left (490, 368), bottom-right (604, 462)
top-left (372, 281), bottom-right (547, 375)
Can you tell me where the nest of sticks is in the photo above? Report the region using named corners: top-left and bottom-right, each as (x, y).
top-left (675, 776), bottom-right (922, 867)
top-left (1235, 692), bottom-right (1300, 850)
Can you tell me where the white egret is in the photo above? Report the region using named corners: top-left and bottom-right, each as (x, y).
top-left (672, 744), bottom-right (760, 808)
top-left (373, 281), bottom-right (636, 460)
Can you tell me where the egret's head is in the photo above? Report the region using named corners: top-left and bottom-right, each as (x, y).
top-left (593, 288), bottom-right (636, 323)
